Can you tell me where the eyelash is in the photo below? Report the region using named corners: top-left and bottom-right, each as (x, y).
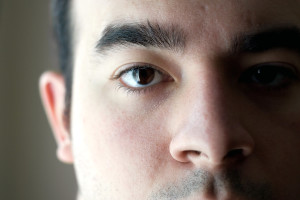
top-left (115, 83), bottom-right (155, 95)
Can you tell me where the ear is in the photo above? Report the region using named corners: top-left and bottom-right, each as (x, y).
top-left (39, 71), bottom-right (73, 164)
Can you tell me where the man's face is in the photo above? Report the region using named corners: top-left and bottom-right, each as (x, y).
top-left (48, 0), bottom-right (300, 199)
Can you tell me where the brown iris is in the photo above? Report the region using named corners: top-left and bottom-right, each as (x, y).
top-left (254, 67), bottom-right (278, 84)
top-left (133, 67), bottom-right (155, 85)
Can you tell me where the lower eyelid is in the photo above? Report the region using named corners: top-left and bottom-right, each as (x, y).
top-left (116, 81), bottom-right (159, 95)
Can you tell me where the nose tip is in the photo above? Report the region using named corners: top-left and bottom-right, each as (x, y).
top-left (169, 129), bottom-right (254, 167)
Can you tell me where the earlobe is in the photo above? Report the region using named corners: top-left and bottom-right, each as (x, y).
top-left (57, 137), bottom-right (74, 164)
top-left (39, 71), bottom-right (74, 164)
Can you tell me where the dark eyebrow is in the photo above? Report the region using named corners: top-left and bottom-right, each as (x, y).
top-left (96, 21), bottom-right (186, 54)
top-left (233, 26), bottom-right (300, 54)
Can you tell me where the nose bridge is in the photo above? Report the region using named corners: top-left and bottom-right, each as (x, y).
top-left (180, 69), bottom-right (228, 132)
top-left (169, 71), bottom-right (254, 166)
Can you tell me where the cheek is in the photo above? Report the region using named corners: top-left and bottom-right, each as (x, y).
top-left (71, 95), bottom-right (173, 195)
top-left (246, 105), bottom-right (300, 186)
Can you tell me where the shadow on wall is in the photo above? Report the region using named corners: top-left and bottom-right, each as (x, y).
top-left (1, 0), bottom-right (77, 200)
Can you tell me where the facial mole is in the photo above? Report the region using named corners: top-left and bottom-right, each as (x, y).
top-left (199, 4), bottom-right (209, 13)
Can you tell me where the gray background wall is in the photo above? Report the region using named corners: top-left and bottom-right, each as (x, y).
top-left (1, 0), bottom-right (77, 199)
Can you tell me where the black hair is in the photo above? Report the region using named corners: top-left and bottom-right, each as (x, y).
top-left (52, 0), bottom-right (72, 119)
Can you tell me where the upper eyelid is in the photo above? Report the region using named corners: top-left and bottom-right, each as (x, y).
top-left (254, 62), bottom-right (296, 69)
top-left (110, 63), bottom-right (166, 80)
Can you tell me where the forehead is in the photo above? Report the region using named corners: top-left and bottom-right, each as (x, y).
top-left (71, 0), bottom-right (300, 54)
top-left (71, 0), bottom-right (300, 25)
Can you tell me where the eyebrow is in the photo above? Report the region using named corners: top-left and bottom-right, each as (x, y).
top-left (233, 26), bottom-right (300, 54)
top-left (96, 21), bottom-right (186, 54)
top-left (96, 22), bottom-right (300, 56)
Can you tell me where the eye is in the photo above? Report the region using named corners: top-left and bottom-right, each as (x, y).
top-left (239, 63), bottom-right (298, 89)
top-left (120, 66), bottom-right (162, 88)
top-left (112, 64), bottom-right (173, 92)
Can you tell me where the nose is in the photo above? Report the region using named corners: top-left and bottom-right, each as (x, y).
top-left (169, 74), bottom-right (254, 168)
top-left (170, 124), bottom-right (254, 167)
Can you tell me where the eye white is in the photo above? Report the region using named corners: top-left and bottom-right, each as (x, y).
top-left (120, 68), bottom-right (164, 88)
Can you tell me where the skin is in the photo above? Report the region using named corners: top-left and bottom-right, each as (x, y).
top-left (40, 0), bottom-right (300, 199)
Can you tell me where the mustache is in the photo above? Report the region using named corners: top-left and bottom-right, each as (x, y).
top-left (148, 169), bottom-right (273, 200)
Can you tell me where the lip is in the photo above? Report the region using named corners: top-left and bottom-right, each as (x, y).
top-left (183, 192), bottom-right (249, 200)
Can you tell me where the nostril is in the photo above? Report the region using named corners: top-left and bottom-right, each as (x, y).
top-left (190, 150), bottom-right (201, 156)
top-left (224, 149), bottom-right (244, 159)
top-left (185, 150), bottom-right (201, 157)
top-left (182, 150), bottom-right (201, 157)
top-left (186, 150), bottom-right (208, 160)
top-left (179, 150), bottom-right (202, 162)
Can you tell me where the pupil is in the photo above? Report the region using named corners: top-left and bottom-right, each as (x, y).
top-left (134, 68), bottom-right (155, 85)
top-left (255, 67), bottom-right (277, 84)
